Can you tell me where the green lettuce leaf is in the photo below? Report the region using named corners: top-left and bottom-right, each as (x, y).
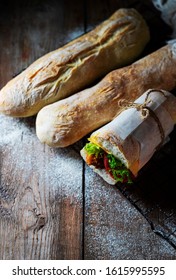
top-left (84, 142), bottom-right (133, 184)
top-left (107, 154), bottom-right (132, 184)
top-left (84, 142), bottom-right (103, 157)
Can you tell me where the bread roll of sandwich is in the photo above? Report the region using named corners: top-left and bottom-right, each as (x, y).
top-left (0, 8), bottom-right (149, 117)
top-left (36, 42), bottom-right (176, 148)
top-left (80, 89), bottom-right (175, 185)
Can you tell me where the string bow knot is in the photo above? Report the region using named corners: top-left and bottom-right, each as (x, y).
top-left (118, 89), bottom-right (167, 150)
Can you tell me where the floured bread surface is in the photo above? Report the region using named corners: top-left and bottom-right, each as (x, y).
top-left (0, 8), bottom-right (150, 117)
top-left (36, 43), bottom-right (176, 148)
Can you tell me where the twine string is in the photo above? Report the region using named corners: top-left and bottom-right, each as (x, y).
top-left (118, 89), bottom-right (167, 150)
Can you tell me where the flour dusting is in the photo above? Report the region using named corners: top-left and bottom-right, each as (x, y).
top-left (84, 167), bottom-right (176, 259)
top-left (0, 115), bottom-right (83, 201)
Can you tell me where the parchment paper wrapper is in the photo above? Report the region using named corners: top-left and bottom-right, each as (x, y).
top-left (89, 89), bottom-right (175, 175)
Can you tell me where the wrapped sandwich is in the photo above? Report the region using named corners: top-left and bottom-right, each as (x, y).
top-left (80, 89), bottom-right (175, 185)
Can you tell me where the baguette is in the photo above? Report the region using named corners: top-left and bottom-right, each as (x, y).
top-left (0, 8), bottom-right (150, 117)
top-left (36, 42), bottom-right (176, 148)
top-left (80, 89), bottom-right (176, 185)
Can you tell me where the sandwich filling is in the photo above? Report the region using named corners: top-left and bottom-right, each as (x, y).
top-left (84, 142), bottom-right (133, 184)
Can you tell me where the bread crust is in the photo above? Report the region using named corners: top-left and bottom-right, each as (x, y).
top-left (0, 8), bottom-right (149, 117)
top-left (89, 132), bottom-right (140, 170)
top-left (36, 43), bottom-right (176, 147)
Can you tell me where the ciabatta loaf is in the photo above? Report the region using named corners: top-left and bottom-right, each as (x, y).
top-left (36, 43), bottom-right (176, 148)
top-left (0, 8), bottom-right (149, 117)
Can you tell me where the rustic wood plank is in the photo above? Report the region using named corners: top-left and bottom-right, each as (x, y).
top-left (83, 0), bottom-right (176, 260)
top-left (0, 0), bottom-right (84, 260)
top-left (84, 170), bottom-right (176, 259)
top-left (1, 0), bottom-right (176, 260)
top-left (0, 115), bottom-right (84, 259)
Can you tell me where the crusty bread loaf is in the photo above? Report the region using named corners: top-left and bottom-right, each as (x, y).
top-left (36, 42), bottom-right (176, 148)
top-left (0, 8), bottom-right (149, 117)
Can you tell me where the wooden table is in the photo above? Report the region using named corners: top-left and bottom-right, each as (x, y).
top-left (0, 0), bottom-right (176, 260)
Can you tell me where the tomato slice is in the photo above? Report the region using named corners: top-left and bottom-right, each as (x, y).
top-left (103, 154), bottom-right (114, 179)
top-left (103, 154), bottom-right (110, 171)
top-left (104, 154), bottom-right (126, 183)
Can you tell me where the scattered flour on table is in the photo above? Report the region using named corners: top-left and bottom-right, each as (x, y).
top-left (0, 115), bottom-right (83, 201)
top-left (84, 167), bottom-right (176, 259)
top-left (1, 116), bottom-right (175, 258)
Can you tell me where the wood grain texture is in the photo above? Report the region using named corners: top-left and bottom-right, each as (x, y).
top-left (83, 0), bottom-right (176, 260)
top-left (0, 0), bottom-right (84, 260)
top-left (0, 115), bottom-right (83, 260)
top-left (84, 169), bottom-right (176, 259)
top-left (0, 0), bottom-right (176, 260)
